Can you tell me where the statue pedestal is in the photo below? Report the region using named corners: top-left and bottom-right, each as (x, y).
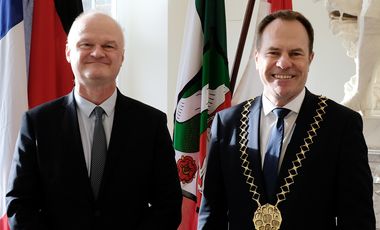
top-left (369, 150), bottom-right (380, 230)
top-left (363, 116), bottom-right (380, 150)
top-left (364, 117), bottom-right (380, 229)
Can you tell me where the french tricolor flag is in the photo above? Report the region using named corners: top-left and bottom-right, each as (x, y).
top-left (0, 1), bottom-right (82, 229)
top-left (0, 1), bottom-right (28, 228)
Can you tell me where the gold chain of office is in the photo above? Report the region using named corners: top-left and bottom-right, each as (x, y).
top-left (238, 96), bottom-right (328, 230)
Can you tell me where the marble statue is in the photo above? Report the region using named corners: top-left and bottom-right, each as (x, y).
top-left (325, 0), bottom-right (380, 116)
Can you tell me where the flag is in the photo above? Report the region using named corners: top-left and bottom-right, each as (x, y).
top-left (28, 0), bottom-right (83, 108)
top-left (0, 1), bottom-right (82, 229)
top-left (269, 0), bottom-right (292, 12)
top-left (232, 0), bottom-right (292, 105)
top-left (173, 0), bottom-right (231, 229)
top-left (0, 0), bottom-right (28, 229)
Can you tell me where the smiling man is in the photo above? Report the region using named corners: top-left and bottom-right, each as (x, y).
top-left (198, 10), bottom-right (375, 230)
top-left (6, 11), bottom-right (182, 230)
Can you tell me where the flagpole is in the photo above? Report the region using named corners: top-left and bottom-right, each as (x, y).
top-left (230, 0), bottom-right (255, 95)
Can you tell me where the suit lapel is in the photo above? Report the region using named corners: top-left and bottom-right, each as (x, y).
top-left (104, 91), bottom-right (133, 165)
top-left (278, 90), bottom-right (319, 184)
top-left (62, 91), bottom-right (94, 198)
top-left (100, 91), bottom-right (134, 196)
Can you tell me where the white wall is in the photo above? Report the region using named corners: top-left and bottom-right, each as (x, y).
top-left (115, 0), bottom-right (356, 133)
top-left (115, 0), bottom-right (169, 113)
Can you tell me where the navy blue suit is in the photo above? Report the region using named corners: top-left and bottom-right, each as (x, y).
top-left (198, 89), bottom-right (375, 230)
top-left (6, 90), bottom-right (182, 230)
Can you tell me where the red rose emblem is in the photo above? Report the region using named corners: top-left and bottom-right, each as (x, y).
top-left (177, 155), bottom-right (197, 184)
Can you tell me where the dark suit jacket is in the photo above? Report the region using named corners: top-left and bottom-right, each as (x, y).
top-left (198, 89), bottom-right (375, 230)
top-left (6, 90), bottom-right (182, 230)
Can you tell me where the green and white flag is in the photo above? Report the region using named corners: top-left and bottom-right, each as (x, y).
top-left (173, 0), bottom-right (231, 229)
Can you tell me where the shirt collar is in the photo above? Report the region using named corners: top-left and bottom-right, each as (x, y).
top-left (74, 88), bottom-right (117, 118)
top-left (262, 87), bottom-right (306, 116)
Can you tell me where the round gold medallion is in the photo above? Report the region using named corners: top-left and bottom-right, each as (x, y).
top-left (253, 204), bottom-right (282, 230)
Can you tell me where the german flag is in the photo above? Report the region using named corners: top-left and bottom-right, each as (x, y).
top-left (28, 0), bottom-right (83, 108)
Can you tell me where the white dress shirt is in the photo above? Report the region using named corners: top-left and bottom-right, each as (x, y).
top-left (74, 89), bottom-right (117, 176)
top-left (260, 88), bottom-right (305, 170)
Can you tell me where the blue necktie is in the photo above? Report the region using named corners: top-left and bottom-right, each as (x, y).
top-left (263, 108), bottom-right (290, 203)
top-left (90, 106), bottom-right (107, 199)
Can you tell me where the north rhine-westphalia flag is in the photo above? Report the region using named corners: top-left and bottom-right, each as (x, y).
top-left (232, 0), bottom-right (292, 105)
top-left (0, 1), bottom-right (82, 229)
top-left (173, 0), bottom-right (231, 229)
